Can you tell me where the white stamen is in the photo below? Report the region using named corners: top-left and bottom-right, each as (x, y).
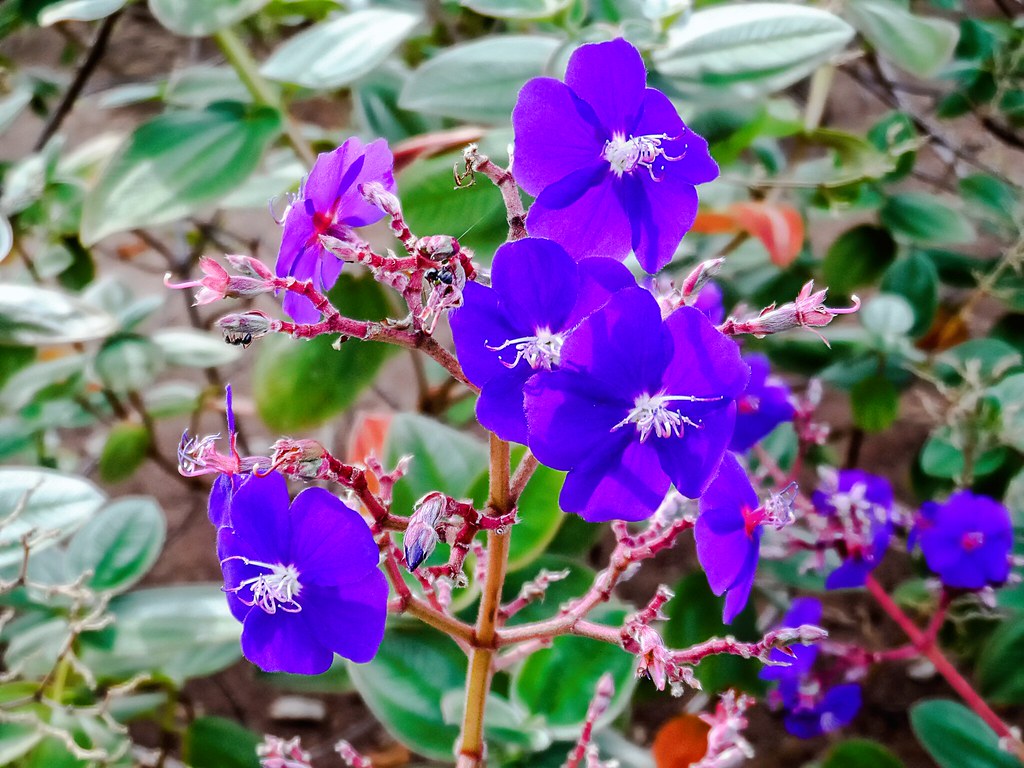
top-left (223, 556), bottom-right (302, 614)
top-left (612, 391), bottom-right (723, 442)
top-left (486, 327), bottom-right (564, 370)
top-left (603, 132), bottom-right (686, 181)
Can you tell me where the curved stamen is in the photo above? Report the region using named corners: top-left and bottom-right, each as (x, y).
top-left (222, 556), bottom-right (302, 614)
top-left (603, 133), bottom-right (687, 179)
top-left (486, 328), bottom-right (564, 371)
top-left (612, 392), bottom-right (724, 442)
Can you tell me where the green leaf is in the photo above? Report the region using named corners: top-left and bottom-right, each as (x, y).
top-left (654, 4), bottom-right (854, 99)
top-left (920, 428), bottom-right (1006, 480)
top-left (990, 373), bottom-right (1024, 453)
top-left (92, 334), bottom-right (165, 395)
top-left (183, 717), bottom-right (261, 768)
top-left (252, 273), bottom-right (394, 432)
top-left (0, 214), bottom-right (11, 264)
top-left (353, 64), bottom-right (440, 144)
top-left (851, 374), bottom-right (899, 433)
top-left (881, 252), bottom-right (939, 337)
top-left (261, 8), bottom-right (421, 89)
top-left (860, 294), bottom-right (915, 338)
top-left (152, 328), bottom-right (243, 368)
top-left (822, 739), bottom-right (906, 768)
top-left (66, 496), bottom-right (165, 593)
top-left (384, 412), bottom-right (488, 517)
top-left (960, 174), bottom-right (1020, 230)
top-left (511, 607), bottom-right (636, 738)
top-left (348, 621), bottom-right (465, 761)
top-left (38, 0), bottom-right (126, 24)
top-left (880, 193), bottom-right (976, 246)
top-left (846, 0), bottom-right (959, 77)
top-left (935, 339), bottom-right (1021, 385)
top-left (0, 285), bottom-right (118, 346)
top-left (663, 571), bottom-right (765, 693)
top-left (149, 0), bottom-right (270, 36)
top-left (910, 699), bottom-right (1021, 768)
top-left (143, 381), bottom-right (202, 419)
top-left (0, 468), bottom-right (105, 570)
top-left (399, 145), bottom-right (509, 263)
top-left (867, 111), bottom-right (919, 181)
top-left (440, 689), bottom-right (549, 753)
top-left (400, 35), bottom-right (563, 124)
top-left (98, 423), bottom-right (151, 484)
top-left (83, 584), bottom-right (241, 684)
top-left (468, 447), bottom-right (565, 572)
top-left (461, 0), bottom-right (572, 19)
top-left (80, 103), bottom-right (282, 244)
top-left (977, 618), bottom-right (1024, 705)
top-left (822, 225), bottom-right (896, 295)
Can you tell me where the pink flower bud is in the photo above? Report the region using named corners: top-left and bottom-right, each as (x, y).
top-left (218, 310), bottom-right (280, 346)
top-left (226, 253), bottom-right (275, 280)
top-left (258, 735), bottom-right (312, 768)
top-left (681, 258), bottom-right (725, 299)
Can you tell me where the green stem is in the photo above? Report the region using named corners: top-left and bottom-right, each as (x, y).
top-left (214, 28), bottom-right (316, 168)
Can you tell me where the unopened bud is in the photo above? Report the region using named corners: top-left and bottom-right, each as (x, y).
top-left (218, 310), bottom-right (279, 346)
top-left (226, 253), bottom-right (274, 280)
top-left (681, 258), bottom-right (725, 299)
top-left (272, 438), bottom-right (327, 479)
top-left (360, 181), bottom-right (401, 217)
top-left (258, 735), bottom-right (311, 768)
top-left (405, 492), bottom-right (446, 570)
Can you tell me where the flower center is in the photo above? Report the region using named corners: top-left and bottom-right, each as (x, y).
top-left (224, 557), bottom-right (303, 614)
top-left (961, 531), bottom-right (985, 551)
top-left (602, 132), bottom-right (684, 180)
top-left (487, 327), bottom-right (564, 371)
top-left (738, 394), bottom-right (761, 415)
top-left (612, 391), bottom-right (723, 442)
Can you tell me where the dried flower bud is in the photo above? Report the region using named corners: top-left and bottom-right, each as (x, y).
top-left (258, 735), bottom-right (312, 768)
top-left (721, 281), bottom-right (859, 346)
top-left (272, 438), bottom-right (328, 480)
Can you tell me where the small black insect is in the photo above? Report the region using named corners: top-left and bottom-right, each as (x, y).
top-left (224, 331), bottom-right (253, 348)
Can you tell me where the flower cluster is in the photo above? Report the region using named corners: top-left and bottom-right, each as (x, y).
top-left (761, 598), bottom-right (861, 739)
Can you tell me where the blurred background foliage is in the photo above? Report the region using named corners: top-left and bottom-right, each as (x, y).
top-left (1, 0), bottom-right (1023, 766)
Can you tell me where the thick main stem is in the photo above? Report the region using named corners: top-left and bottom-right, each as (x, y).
top-left (458, 436), bottom-right (512, 767)
top-left (866, 576), bottom-right (1024, 762)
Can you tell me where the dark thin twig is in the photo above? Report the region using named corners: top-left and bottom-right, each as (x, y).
top-left (35, 11), bottom-right (122, 151)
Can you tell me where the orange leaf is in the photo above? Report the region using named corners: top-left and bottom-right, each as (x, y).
top-left (652, 713), bottom-right (711, 768)
top-left (392, 127), bottom-right (487, 172)
top-left (347, 412), bottom-right (392, 494)
top-left (729, 202), bottom-right (805, 268)
top-left (691, 210), bottom-right (742, 235)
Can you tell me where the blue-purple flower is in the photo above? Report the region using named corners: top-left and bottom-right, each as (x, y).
top-left (695, 453), bottom-right (760, 623)
top-left (730, 354), bottom-right (795, 453)
top-left (276, 137), bottom-right (395, 323)
top-left (914, 491), bottom-right (1012, 590)
top-left (450, 238), bottom-right (634, 444)
top-left (525, 287), bottom-right (747, 522)
top-left (512, 38), bottom-right (718, 274)
top-left (693, 281), bottom-right (725, 325)
top-left (760, 597), bottom-right (822, 682)
top-left (811, 470), bottom-right (893, 590)
top-left (217, 471), bottom-right (387, 674)
top-left (778, 679), bottom-right (861, 739)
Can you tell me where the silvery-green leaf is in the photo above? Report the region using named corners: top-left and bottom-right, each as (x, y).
top-left (461, 0), bottom-right (572, 20)
top-left (261, 8), bottom-right (421, 89)
top-left (0, 215), bottom-right (11, 264)
top-left (38, 0), bottom-right (128, 25)
top-left (152, 328), bottom-right (244, 368)
top-left (148, 0), bottom-right (270, 36)
top-left (0, 285), bottom-right (118, 345)
top-left (0, 86), bottom-right (33, 135)
top-left (846, 0), bottom-right (958, 78)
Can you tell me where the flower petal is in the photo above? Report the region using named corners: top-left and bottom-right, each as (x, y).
top-left (662, 306), bottom-right (749, 401)
top-left (527, 169), bottom-right (632, 261)
top-left (230, 471), bottom-right (292, 563)
top-left (336, 138), bottom-right (396, 227)
top-left (303, 575), bottom-right (388, 664)
top-left (560, 436), bottom-right (670, 522)
top-left (512, 78), bottom-right (605, 196)
top-left (565, 39), bottom-right (647, 137)
top-left (241, 607), bottom-right (333, 674)
top-left (288, 487), bottom-right (379, 586)
top-left (476, 367), bottom-right (532, 445)
top-left (491, 238), bottom-right (579, 333)
top-left (450, 281), bottom-right (521, 387)
top-left (634, 88), bottom-right (719, 186)
top-left (655, 404), bottom-right (737, 498)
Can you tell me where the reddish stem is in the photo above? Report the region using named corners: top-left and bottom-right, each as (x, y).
top-left (866, 575), bottom-right (1024, 760)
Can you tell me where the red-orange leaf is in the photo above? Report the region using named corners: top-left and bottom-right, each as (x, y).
top-left (347, 412), bottom-right (392, 494)
top-left (729, 201), bottom-right (805, 268)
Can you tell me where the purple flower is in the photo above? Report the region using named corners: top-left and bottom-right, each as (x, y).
top-left (760, 597), bottom-right (822, 681)
top-left (693, 281), bottom-right (724, 325)
top-left (276, 137), bottom-right (395, 323)
top-left (450, 239), bottom-right (634, 444)
top-left (217, 471), bottom-right (387, 674)
top-left (914, 491), bottom-right (1012, 590)
top-left (811, 470), bottom-right (893, 590)
top-left (779, 679), bottom-right (861, 738)
top-left (512, 38), bottom-right (718, 274)
top-left (525, 287), bottom-right (747, 522)
top-left (730, 354), bottom-right (795, 453)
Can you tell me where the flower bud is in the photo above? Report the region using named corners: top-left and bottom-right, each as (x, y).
top-left (680, 258), bottom-right (724, 299)
top-left (405, 492), bottom-right (446, 570)
top-left (272, 438), bottom-right (328, 480)
top-left (225, 253), bottom-right (274, 280)
top-left (218, 311), bottom-right (279, 346)
top-left (360, 180), bottom-right (402, 217)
